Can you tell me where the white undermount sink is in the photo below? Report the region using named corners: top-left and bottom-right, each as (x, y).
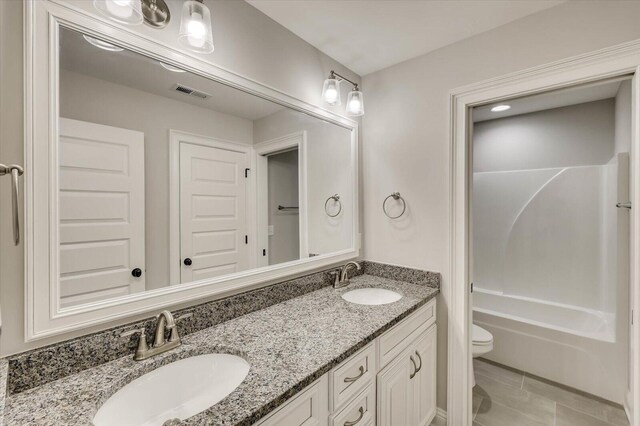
top-left (342, 288), bottom-right (402, 305)
top-left (93, 353), bottom-right (250, 426)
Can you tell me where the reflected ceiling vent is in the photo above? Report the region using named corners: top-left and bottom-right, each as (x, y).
top-left (172, 84), bottom-right (210, 99)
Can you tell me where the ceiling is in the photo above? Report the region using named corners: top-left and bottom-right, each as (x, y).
top-left (472, 78), bottom-right (628, 122)
top-left (246, 0), bottom-right (565, 76)
top-left (59, 27), bottom-right (284, 121)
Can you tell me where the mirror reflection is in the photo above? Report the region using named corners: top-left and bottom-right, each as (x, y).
top-left (58, 27), bottom-right (354, 308)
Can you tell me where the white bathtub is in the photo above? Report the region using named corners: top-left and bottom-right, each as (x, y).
top-left (473, 287), bottom-right (626, 403)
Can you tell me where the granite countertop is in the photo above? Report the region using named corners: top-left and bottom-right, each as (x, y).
top-left (4, 274), bottom-right (439, 425)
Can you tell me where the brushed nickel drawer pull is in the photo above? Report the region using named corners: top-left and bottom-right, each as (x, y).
top-left (0, 164), bottom-right (24, 245)
top-left (344, 365), bottom-right (365, 383)
top-left (415, 350), bottom-right (422, 373)
top-left (409, 355), bottom-right (417, 379)
top-left (344, 407), bottom-right (364, 426)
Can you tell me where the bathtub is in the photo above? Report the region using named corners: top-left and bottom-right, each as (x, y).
top-left (473, 287), bottom-right (626, 403)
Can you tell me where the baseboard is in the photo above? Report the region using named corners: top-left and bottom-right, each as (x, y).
top-left (436, 407), bottom-right (447, 421)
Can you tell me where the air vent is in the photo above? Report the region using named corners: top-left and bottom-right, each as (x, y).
top-left (172, 84), bottom-right (210, 100)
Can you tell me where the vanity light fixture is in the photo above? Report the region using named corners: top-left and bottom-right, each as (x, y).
top-left (178, 0), bottom-right (215, 54)
top-left (83, 35), bottom-right (125, 52)
top-left (322, 70), bottom-right (365, 116)
top-left (491, 104), bottom-right (511, 112)
top-left (93, 0), bottom-right (144, 25)
top-left (160, 62), bottom-right (187, 72)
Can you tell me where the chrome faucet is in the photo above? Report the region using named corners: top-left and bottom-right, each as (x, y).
top-left (121, 310), bottom-right (192, 361)
top-left (331, 261), bottom-right (362, 288)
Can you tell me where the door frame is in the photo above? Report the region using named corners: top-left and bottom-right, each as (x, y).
top-left (449, 40), bottom-right (640, 426)
top-left (254, 131), bottom-right (309, 266)
top-left (169, 129), bottom-right (254, 286)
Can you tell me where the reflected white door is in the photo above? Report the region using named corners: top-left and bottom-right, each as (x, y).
top-left (58, 118), bottom-right (145, 308)
top-left (179, 142), bottom-right (249, 282)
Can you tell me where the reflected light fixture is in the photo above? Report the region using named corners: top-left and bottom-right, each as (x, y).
top-left (93, 0), bottom-right (144, 25)
top-left (83, 35), bottom-right (125, 52)
top-left (179, 0), bottom-right (215, 54)
top-left (322, 70), bottom-right (364, 116)
top-left (491, 104), bottom-right (511, 112)
top-left (159, 62), bottom-right (187, 73)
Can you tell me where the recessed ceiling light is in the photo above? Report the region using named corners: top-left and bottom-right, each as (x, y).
top-left (491, 104), bottom-right (511, 112)
top-left (159, 62), bottom-right (186, 73)
top-left (83, 35), bottom-right (124, 52)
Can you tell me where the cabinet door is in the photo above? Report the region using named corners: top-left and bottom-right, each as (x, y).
top-left (411, 325), bottom-right (437, 426)
top-left (377, 352), bottom-right (412, 426)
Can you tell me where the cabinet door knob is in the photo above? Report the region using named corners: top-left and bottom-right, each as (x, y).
top-left (131, 268), bottom-right (142, 278)
top-left (183, 258), bottom-right (192, 266)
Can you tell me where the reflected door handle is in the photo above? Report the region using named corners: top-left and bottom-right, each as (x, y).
top-left (183, 258), bottom-right (192, 266)
top-left (131, 268), bottom-right (142, 278)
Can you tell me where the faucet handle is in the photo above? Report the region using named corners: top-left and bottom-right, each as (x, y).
top-left (176, 312), bottom-right (193, 322)
top-left (121, 327), bottom-right (150, 359)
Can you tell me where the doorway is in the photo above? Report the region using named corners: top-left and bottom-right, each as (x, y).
top-left (469, 79), bottom-right (631, 425)
top-left (448, 46), bottom-right (640, 426)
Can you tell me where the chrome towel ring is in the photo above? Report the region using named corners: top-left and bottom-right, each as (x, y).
top-left (0, 163), bottom-right (24, 245)
top-left (383, 192), bottom-right (406, 219)
top-left (325, 194), bottom-right (342, 217)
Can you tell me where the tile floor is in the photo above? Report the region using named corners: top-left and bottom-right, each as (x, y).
top-left (469, 358), bottom-right (629, 426)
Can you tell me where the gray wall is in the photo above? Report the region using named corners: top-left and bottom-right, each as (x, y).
top-left (361, 0), bottom-right (640, 412)
top-left (0, 0), bottom-right (360, 356)
top-left (473, 99), bottom-right (615, 172)
top-left (268, 150), bottom-right (300, 265)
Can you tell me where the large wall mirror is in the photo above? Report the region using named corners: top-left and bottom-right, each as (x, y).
top-left (26, 1), bottom-right (358, 339)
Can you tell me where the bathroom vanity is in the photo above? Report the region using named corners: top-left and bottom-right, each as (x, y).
top-left (257, 298), bottom-right (437, 426)
top-left (2, 264), bottom-right (439, 425)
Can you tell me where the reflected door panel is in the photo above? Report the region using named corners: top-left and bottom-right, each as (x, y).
top-left (58, 118), bottom-right (146, 308)
top-left (179, 142), bottom-right (249, 282)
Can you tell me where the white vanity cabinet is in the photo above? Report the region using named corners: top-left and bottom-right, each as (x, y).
top-left (378, 325), bottom-right (437, 426)
top-left (255, 299), bottom-right (437, 426)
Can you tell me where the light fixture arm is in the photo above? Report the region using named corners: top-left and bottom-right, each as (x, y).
top-left (329, 70), bottom-right (359, 90)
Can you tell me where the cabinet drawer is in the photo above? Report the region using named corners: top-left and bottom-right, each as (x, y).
top-left (330, 384), bottom-right (375, 426)
top-left (378, 299), bottom-right (436, 369)
top-left (256, 374), bottom-right (328, 426)
top-left (329, 342), bottom-right (376, 412)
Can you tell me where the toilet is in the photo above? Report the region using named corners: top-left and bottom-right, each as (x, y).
top-left (472, 324), bottom-right (494, 387)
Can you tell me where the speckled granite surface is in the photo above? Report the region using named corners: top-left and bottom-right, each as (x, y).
top-left (0, 359), bottom-right (7, 426)
top-left (4, 273), bottom-right (439, 425)
top-left (7, 267), bottom-right (351, 395)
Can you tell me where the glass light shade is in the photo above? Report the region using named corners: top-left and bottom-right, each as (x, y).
top-left (178, 0), bottom-right (215, 54)
top-left (346, 89), bottom-right (364, 116)
top-left (321, 78), bottom-right (341, 106)
top-left (93, 0), bottom-right (143, 25)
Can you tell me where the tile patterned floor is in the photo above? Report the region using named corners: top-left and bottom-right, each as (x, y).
top-left (470, 359), bottom-right (629, 426)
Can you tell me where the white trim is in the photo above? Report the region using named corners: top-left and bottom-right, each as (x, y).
top-left (449, 40), bottom-right (640, 426)
top-left (24, 0), bottom-right (359, 341)
top-left (168, 129), bottom-right (254, 286)
top-left (436, 407), bottom-right (447, 422)
top-left (254, 132), bottom-right (309, 262)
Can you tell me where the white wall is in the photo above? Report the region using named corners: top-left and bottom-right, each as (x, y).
top-left (59, 69), bottom-right (254, 290)
top-left (473, 99), bottom-right (615, 172)
top-left (267, 150), bottom-right (300, 265)
top-left (361, 0), bottom-right (640, 410)
top-left (254, 109), bottom-right (354, 255)
top-left (0, 0), bottom-right (360, 356)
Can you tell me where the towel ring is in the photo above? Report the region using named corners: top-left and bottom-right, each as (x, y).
top-left (383, 192), bottom-right (406, 219)
top-left (325, 194), bottom-right (342, 217)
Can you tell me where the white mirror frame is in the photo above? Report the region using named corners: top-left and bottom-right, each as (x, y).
top-left (25, 0), bottom-right (359, 341)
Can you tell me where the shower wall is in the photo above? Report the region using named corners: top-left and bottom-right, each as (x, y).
top-left (473, 99), bottom-right (616, 311)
